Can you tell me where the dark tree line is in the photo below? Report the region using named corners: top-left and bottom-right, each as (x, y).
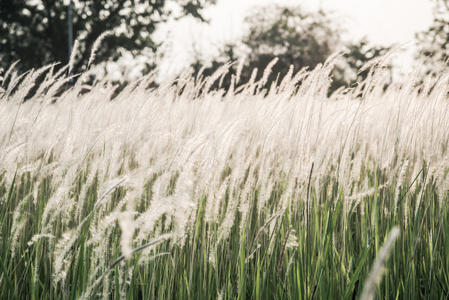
top-left (0, 0), bottom-right (215, 74)
top-left (1, 0), bottom-right (448, 93)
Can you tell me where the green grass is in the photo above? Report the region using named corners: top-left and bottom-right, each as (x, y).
top-left (1, 163), bottom-right (448, 299)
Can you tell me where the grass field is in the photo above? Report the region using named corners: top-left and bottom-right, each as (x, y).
top-left (1, 54), bottom-right (449, 299)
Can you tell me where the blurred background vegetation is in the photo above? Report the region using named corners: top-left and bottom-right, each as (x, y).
top-left (0, 0), bottom-right (216, 75)
top-left (1, 0), bottom-right (448, 93)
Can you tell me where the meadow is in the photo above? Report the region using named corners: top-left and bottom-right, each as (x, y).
top-left (0, 52), bottom-right (448, 299)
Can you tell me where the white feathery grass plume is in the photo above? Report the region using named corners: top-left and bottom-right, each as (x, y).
top-left (258, 177), bottom-right (274, 217)
top-left (171, 167), bottom-right (196, 241)
top-left (346, 180), bottom-right (391, 203)
top-left (119, 206), bottom-right (136, 259)
top-left (279, 64), bottom-right (294, 92)
top-left (9, 193), bottom-right (32, 259)
top-left (41, 76), bottom-right (74, 103)
top-left (134, 172), bottom-right (187, 242)
top-left (26, 64), bottom-right (62, 102)
top-left (235, 58), bottom-right (245, 85)
top-left (68, 39), bottom-right (79, 75)
top-left (23, 63), bottom-right (60, 93)
top-left (2, 60), bottom-right (20, 87)
top-left (216, 186), bottom-right (237, 244)
top-left (286, 67), bottom-right (309, 92)
top-left (259, 57), bottom-right (279, 88)
top-left (226, 74), bottom-right (236, 97)
top-left (267, 213), bottom-right (278, 256)
top-left (196, 65), bottom-right (206, 82)
top-left (284, 248), bottom-right (297, 280)
top-left (203, 63), bottom-right (232, 94)
top-left (361, 227), bottom-right (400, 300)
top-left (280, 176), bottom-right (294, 209)
top-left (27, 234), bottom-right (56, 247)
top-left (414, 184), bottom-right (424, 219)
top-left (349, 146), bottom-right (364, 184)
top-left (53, 230), bottom-right (78, 285)
top-left (323, 50), bottom-right (345, 69)
top-left (394, 160), bottom-right (408, 217)
top-left (51, 64), bottom-right (70, 80)
top-left (248, 68), bottom-right (258, 86)
top-left (403, 187), bottom-right (411, 227)
top-left (1, 142), bottom-right (27, 187)
top-left (4, 70), bottom-right (31, 103)
top-left (438, 176), bottom-right (448, 208)
top-left (88, 30), bottom-right (114, 68)
top-left (206, 176), bottom-right (230, 222)
top-left (40, 184), bottom-right (70, 230)
top-left (138, 252), bottom-right (170, 265)
top-left (409, 161), bottom-right (421, 196)
top-left (89, 197), bottom-right (129, 246)
top-left (10, 218), bottom-right (26, 260)
top-left (268, 75), bottom-right (280, 96)
top-left (238, 171), bottom-right (253, 234)
top-left (5, 70), bottom-right (19, 92)
top-left (75, 161), bottom-right (99, 220)
top-left (358, 43), bottom-right (406, 75)
top-left (218, 68), bottom-right (229, 89)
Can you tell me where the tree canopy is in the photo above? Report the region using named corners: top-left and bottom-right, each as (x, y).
top-left (243, 6), bottom-right (340, 82)
top-left (0, 0), bottom-right (215, 74)
top-left (191, 5), bottom-right (390, 94)
top-left (416, 0), bottom-right (449, 72)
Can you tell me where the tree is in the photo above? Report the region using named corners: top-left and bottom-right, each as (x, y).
top-left (190, 5), bottom-right (341, 92)
top-left (241, 5), bottom-right (340, 84)
top-left (416, 0), bottom-right (449, 72)
top-left (0, 0), bottom-right (216, 74)
top-left (191, 5), bottom-right (390, 95)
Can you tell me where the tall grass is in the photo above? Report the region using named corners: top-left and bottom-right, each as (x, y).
top-left (0, 53), bottom-right (448, 299)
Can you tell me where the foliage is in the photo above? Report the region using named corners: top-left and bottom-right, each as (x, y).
top-left (191, 5), bottom-right (390, 95)
top-left (192, 5), bottom-right (341, 91)
top-left (242, 6), bottom-right (339, 82)
top-left (0, 0), bottom-right (215, 74)
top-left (416, 0), bottom-right (449, 72)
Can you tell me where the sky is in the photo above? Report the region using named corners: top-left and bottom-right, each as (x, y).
top-left (154, 0), bottom-right (435, 80)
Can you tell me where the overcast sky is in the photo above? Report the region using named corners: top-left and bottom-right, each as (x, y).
top-left (154, 0), bottom-right (435, 79)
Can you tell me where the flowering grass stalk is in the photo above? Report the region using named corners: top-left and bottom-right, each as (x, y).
top-left (0, 52), bottom-right (448, 299)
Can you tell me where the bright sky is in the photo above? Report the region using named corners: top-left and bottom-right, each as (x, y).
top-left (155, 0), bottom-right (435, 79)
